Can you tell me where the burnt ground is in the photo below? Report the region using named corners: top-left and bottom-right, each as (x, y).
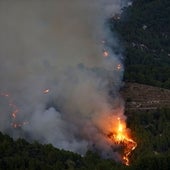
top-left (121, 83), bottom-right (170, 111)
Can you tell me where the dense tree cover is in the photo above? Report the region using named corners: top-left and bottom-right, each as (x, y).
top-left (127, 108), bottom-right (170, 169)
top-left (0, 132), bottom-right (124, 170)
top-left (112, 0), bottom-right (170, 89)
top-left (0, 108), bottom-right (170, 170)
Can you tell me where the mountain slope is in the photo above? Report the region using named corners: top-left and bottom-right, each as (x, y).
top-left (121, 82), bottom-right (170, 111)
top-left (112, 0), bottom-right (170, 89)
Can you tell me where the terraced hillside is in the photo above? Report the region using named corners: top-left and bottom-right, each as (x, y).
top-left (121, 83), bottom-right (170, 111)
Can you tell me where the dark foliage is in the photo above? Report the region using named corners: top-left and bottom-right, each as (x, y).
top-left (0, 108), bottom-right (170, 170)
top-left (127, 108), bottom-right (170, 170)
top-left (0, 132), bottom-right (124, 170)
top-left (112, 0), bottom-right (170, 89)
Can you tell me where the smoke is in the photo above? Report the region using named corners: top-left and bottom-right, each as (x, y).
top-left (0, 0), bottom-right (125, 159)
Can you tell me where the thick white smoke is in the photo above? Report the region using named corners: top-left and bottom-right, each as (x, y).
top-left (0, 0), bottom-right (125, 159)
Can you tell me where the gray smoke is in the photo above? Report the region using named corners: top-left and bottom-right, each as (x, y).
top-left (0, 0), bottom-right (125, 159)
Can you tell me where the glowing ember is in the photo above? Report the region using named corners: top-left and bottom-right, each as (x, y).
top-left (117, 64), bottom-right (121, 70)
top-left (11, 121), bottom-right (29, 128)
top-left (11, 109), bottom-right (18, 119)
top-left (108, 117), bottom-right (137, 166)
top-left (103, 50), bottom-right (109, 57)
top-left (43, 89), bottom-right (50, 94)
top-left (0, 91), bottom-right (28, 129)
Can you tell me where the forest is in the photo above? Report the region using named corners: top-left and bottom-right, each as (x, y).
top-left (0, 0), bottom-right (170, 169)
top-left (0, 108), bottom-right (170, 170)
top-left (112, 0), bottom-right (170, 89)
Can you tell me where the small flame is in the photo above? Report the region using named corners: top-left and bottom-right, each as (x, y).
top-left (117, 64), bottom-right (121, 70)
top-left (11, 121), bottom-right (29, 128)
top-left (43, 89), bottom-right (50, 94)
top-left (103, 50), bottom-right (109, 57)
top-left (108, 117), bottom-right (137, 166)
top-left (11, 109), bottom-right (19, 119)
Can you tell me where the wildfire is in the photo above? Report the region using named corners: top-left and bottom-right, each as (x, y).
top-left (108, 117), bottom-right (137, 166)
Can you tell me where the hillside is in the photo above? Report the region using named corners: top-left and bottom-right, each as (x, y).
top-left (0, 107), bottom-right (170, 170)
top-left (0, 0), bottom-right (170, 170)
top-left (112, 0), bottom-right (170, 89)
top-left (121, 83), bottom-right (170, 111)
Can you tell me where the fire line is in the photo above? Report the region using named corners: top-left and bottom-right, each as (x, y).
top-left (108, 117), bottom-right (137, 166)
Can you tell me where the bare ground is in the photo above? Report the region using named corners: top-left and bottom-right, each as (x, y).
top-left (121, 83), bottom-right (170, 111)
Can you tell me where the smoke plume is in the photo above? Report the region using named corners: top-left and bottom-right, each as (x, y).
top-left (0, 0), bottom-right (125, 159)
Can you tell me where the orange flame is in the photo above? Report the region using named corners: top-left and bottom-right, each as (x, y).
top-left (108, 117), bottom-right (137, 166)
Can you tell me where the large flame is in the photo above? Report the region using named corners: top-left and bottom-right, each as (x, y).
top-left (101, 40), bottom-right (136, 165)
top-left (108, 117), bottom-right (137, 166)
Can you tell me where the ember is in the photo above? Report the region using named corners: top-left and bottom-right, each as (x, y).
top-left (43, 89), bottom-right (50, 94)
top-left (0, 91), bottom-right (28, 129)
top-left (103, 50), bottom-right (109, 57)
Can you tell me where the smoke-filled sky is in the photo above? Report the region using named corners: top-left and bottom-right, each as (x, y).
top-left (0, 0), bottom-right (126, 159)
